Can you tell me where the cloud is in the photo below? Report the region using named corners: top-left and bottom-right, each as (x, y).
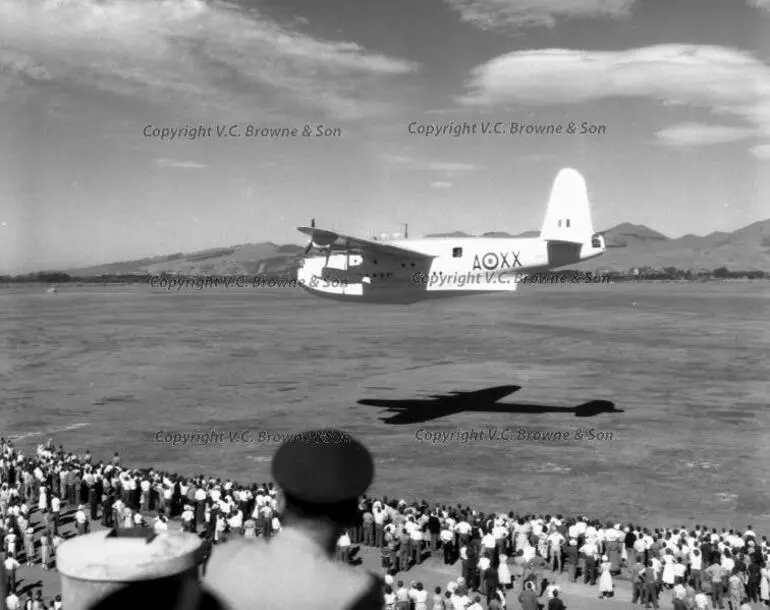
top-left (750, 144), bottom-right (770, 159)
top-left (655, 122), bottom-right (756, 147)
top-left (430, 181), bottom-right (453, 189)
top-left (0, 49), bottom-right (52, 101)
top-left (0, 0), bottom-right (418, 121)
top-left (459, 44), bottom-right (770, 152)
top-left (444, 0), bottom-right (635, 30)
top-left (383, 153), bottom-right (478, 175)
top-left (155, 158), bottom-right (208, 169)
top-left (747, 0), bottom-right (770, 10)
top-left (427, 162), bottom-right (476, 173)
top-left (0, 50), bottom-right (51, 81)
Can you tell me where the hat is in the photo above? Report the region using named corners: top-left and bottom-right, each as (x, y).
top-left (271, 429), bottom-right (374, 505)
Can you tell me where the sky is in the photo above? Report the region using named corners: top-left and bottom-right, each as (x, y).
top-left (1, 0), bottom-right (770, 273)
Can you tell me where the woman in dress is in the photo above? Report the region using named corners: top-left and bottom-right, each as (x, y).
top-left (243, 517), bottom-right (256, 538)
top-left (498, 554), bottom-right (512, 590)
top-left (40, 531), bottom-right (50, 571)
top-left (662, 548), bottom-right (676, 589)
top-left (598, 554), bottom-right (614, 599)
top-left (38, 486), bottom-right (48, 513)
top-left (761, 567), bottom-right (770, 607)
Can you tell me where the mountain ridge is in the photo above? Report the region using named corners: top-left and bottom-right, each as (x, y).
top-left (48, 219), bottom-right (770, 276)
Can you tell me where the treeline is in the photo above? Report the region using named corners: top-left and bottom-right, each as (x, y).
top-left (610, 266), bottom-right (768, 280)
top-left (0, 271), bottom-right (299, 284)
top-left (511, 267), bottom-right (768, 282)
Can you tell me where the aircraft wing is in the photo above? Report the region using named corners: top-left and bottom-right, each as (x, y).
top-left (298, 226), bottom-right (434, 260)
top-left (452, 385), bottom-right (521, 402)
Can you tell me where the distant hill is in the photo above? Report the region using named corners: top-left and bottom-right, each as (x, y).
top-left (601, 223), bottom-right (668, 247)
top-left (577, 219), bottom-right (770, 272)
top-left (62, 243), bottom-right (304, 277)
top-left (57, 219), bottom-right (769, 277)
top-left (424, 231), bottom-right (471, 238)
top-left (425, 230), bottom-right (540, 238)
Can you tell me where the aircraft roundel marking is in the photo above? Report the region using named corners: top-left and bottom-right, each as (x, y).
top-left (482, 253), bottom-right (499, 270)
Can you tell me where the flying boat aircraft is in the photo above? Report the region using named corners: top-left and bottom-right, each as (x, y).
top-left (296, 168), bottom-right (606, 304)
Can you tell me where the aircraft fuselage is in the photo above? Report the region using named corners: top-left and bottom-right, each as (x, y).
top-left (297, 235), bottom-right (605, 303)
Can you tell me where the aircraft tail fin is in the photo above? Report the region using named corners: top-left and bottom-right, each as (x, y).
top-left (540, 168), bottom-right (594, 243)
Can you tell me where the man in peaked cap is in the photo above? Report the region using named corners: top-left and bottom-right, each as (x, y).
top-left (203, 429), bottom-right (384, 610)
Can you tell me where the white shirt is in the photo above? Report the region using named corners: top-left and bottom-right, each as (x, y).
top-left (452, 595), bottom-right (469, 610)
top-left (580, 542), bottom-right (598, 558)
top-left (694, 592), bottom-right (711, 609)
top-left (373, 507), bottom-right (385, 524)
top-left (5, 594), bottom-right (20, 610)
top-left (522, 546), bottom-right (536, 561)
top-left (545, 585), bottom-right (560, 599)
top-left (548, 532), bottom-right (565, 549)
top-left (455, 521), bottom-right (471, 535)
top-left (338, 533), bottom-right (351, 548)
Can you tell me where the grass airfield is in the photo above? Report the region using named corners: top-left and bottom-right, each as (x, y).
top-left (2, 280), bottom-right (769, 531)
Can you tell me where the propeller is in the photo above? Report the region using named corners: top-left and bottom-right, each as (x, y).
top-left (302, 218), bottom-right (316, 255)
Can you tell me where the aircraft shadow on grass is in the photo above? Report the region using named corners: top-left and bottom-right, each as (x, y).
top-left (357, 385), bottom-right (623, 425)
